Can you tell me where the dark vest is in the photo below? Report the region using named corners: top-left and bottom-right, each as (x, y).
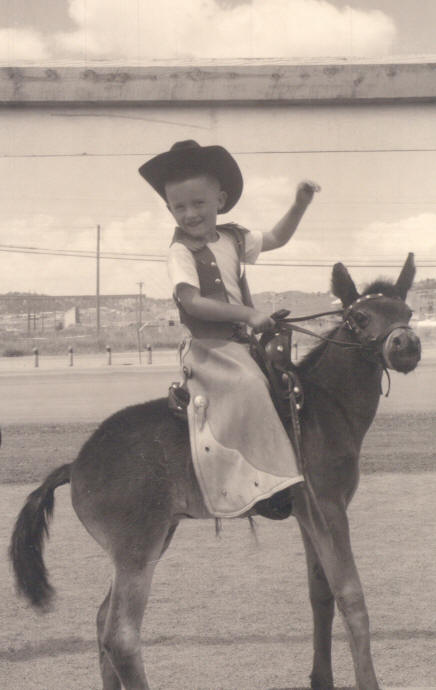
top-left (171, 222), bottom-right (254, 339)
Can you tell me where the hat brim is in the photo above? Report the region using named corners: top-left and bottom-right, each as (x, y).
top-left (138, 145), bottom-right (243, 214)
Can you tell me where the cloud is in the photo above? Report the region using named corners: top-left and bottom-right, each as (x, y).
top-left (0, 28), bottom-right (49, 62)
top-left (0, 207), bottom-right (433, 297)
top-left (1, 182), bottom-right (433, 297)
top-left (237, 177), bottom-right (436, 290)
top-left (0, 215), bottom-right (98, 294)
top-left (240, 174), bottom-right (436, 259)
top-left (0, 212), bottom-right (173, 296)
top-left (194, 0), bottom-right (396, 59)
top-left (1, 0), bottom-right (396, 62)
top-left (355, 214), bottom-right (436, 276)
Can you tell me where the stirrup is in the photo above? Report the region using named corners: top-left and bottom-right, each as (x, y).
top-left (168, 382), bottom-right (189, 420)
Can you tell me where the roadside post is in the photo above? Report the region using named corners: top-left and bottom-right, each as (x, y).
top-left (68, 346), bottom-right (74, 367)
top-left (32, 347), bottom-right (39, 368)
top-left (146, 344), bottom-right (152, 365)
top-left (106, 345), bottom-right (112, 366)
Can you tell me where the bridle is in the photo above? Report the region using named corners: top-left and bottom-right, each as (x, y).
top-left (250, 293), bottom-right (414, 459)
top-left (274, 292), bottom-right (414, 370)
top-left (343, 293), bottom-right (414, 351)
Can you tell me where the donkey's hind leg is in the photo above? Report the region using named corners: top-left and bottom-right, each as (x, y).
top-left (100, 522), bottom-right (178, 690)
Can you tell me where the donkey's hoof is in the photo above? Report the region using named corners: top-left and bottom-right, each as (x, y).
top-left (310, 672), bottom-right (334, 690)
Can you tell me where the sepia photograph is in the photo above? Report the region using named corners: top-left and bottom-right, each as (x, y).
top-left (0, 1), bottom-right (435, 688)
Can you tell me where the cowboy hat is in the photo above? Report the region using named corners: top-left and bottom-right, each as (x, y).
top-left (138, 140), bottom-right (243, 213)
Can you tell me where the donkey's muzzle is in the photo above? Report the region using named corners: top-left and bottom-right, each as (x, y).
top-left (382, 327), bottom-right (421, 373)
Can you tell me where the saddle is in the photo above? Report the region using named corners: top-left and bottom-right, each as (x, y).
top-left (249, 311), bottom-right (304, 445)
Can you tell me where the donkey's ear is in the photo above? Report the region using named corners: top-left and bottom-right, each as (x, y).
top-left (331, 262), bottom-right (360, 307)
top-left (395, 252), bottom-right (415, 300)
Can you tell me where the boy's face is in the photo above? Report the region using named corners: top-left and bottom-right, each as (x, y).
top-left (165, 174), bottom-right (227, 241)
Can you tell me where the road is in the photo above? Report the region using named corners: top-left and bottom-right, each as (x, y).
top-left (0, 366), bottom-right (180, 424)
top-left (0, 352), bottom-right (434, 425)
top-left (0, 348), bottom-right (179, 372)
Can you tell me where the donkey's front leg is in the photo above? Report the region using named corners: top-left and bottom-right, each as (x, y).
top-left (294, 488), bottom-right (380, 690)
top-left (300, 529), bottom-right (335, 690)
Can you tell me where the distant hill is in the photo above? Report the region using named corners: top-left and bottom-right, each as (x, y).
top-left (0, 277), bottom-right (432, 319)
top-left (253, 289), bottom-right (334, 316)
top-left (0, 289), bottom-right (333, 315)
top-left (416, 278), bottom-right (436, 290)
top-left (0, 292), bottom-right (172, 315)
top-left (1, 280), bottom-right (434, 354)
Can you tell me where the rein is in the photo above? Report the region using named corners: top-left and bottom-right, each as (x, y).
top-left (248, 293), bottom-right (412, 492)
top-left (277, 311), bottom-right (369, 352)
top-left (266, 293), bottom-right (413, 397)
top-left (274, 293), bottom-right (412, 357)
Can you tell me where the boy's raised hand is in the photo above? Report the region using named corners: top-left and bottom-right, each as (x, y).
top-left (295, 180), bottom-right (321, 207)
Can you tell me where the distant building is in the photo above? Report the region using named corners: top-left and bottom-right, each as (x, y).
top-left (409, 284), bottom-right (436, 320)
top-left (63, 306), bottom-right (80, 328)
top-left (157, 308), bottom-right (180, 326)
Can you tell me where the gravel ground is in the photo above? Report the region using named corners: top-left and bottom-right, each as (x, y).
top-left (1, 471), bottom-right (435, 689)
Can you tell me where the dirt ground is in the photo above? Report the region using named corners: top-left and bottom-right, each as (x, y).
top-left (1, 355), bottom-right (435, 689)
top-left (0, 412), bottom-right (434, 485)
top-left (1, 413), bottom-right (435, 689)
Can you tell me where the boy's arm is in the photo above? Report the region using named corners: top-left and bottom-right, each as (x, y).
top-left (176, 284), bottom-right (274, 332)
top-left (261, 180), bottom-right (320, 252)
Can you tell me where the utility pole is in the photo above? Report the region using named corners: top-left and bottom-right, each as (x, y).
top-left (96, 224), bottom-right (101, 337)
top-left (26, 300), bottom-right (31, 337)
top-left (137, 281), bottom-right (144, 365)
top-left (137, 281), bottom-right (144, 329)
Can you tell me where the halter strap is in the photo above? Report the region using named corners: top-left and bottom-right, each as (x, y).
top-left (343, 292), bottom-right (386, 320)
top-left (273, 292), bottom-right (412, 355)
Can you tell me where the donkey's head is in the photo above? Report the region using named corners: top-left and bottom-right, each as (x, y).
top-left (331, 253), bottom-right (421, 373)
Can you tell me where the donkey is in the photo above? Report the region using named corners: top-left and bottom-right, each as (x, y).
top-left (10, 255), bottom-right (421, 690)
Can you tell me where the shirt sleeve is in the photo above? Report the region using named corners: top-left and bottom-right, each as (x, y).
top-left (167, 242), bottom-right (200, 293)
top-left (243, 229), bottom-right (263, 264)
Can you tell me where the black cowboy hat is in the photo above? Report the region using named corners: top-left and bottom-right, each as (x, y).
top-left (138, 140), bottom-right (243, 214)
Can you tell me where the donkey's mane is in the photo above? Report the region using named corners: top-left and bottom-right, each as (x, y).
top-left (362, 278), bottom-right (401, 298)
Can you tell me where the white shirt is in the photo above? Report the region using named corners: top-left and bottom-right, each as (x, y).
top-left (167, 228), bottom-right (263, 305)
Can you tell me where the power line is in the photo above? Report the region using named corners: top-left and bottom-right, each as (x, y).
top-left (50, 112), bottom-right (210, 130)
top-left (255, 260), bottom-right (436, 268)
top-left (3, 198), bottom-right (436, 206)
top-left (0, 244), bottom-right (434, 268)
top-left (0, 246), bottom-right (163, 262)
top-left (3, 147), bottom-right (436, 159)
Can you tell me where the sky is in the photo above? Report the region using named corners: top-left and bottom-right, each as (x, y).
top-left (2, 0), bottom-right (436, 63)
top-left (1, 1), bottom-right (436, 298)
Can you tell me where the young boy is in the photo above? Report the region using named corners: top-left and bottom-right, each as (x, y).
top-left (139, 140), bottom-right (320, 518)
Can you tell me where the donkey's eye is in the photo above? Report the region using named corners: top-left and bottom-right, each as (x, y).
top-left (354, 311), bottom-right (369, 327)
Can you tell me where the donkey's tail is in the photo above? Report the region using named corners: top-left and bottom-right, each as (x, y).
top-left (9, 463), bottom-right (71, 610)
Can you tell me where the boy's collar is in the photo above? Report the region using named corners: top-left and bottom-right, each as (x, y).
top-left (171, 223), bottom-right (247, 252)
top-left (170, 226), bottom-right (215, 252)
